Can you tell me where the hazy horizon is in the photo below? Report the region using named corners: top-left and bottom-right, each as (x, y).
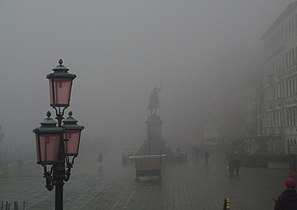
top-left (0, 0), bottom-right (291, 160)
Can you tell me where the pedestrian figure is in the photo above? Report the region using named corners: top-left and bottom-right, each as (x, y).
top-left (176, 147), bottom-right (182, 163)
top-left (204, 150), bottom-right (209, 166)
top-left (122, 153), bottom-right (128, 165)
top-left (192, 145), bottom-right (199, 160)
top-left (97, 152), bottom-right (103, 168)
top-left (228, 158), bottom-right (234, 177)
top-left (233, 151), bottom-right (240, 177)
top-left (17, 158), bottom-right (23, 174)
top-left (274, 178), bottom-right (297, 210)
top-left (233, 158), bottom-right (240, 177)
top-left (229, 151), bottom-right (240, 177)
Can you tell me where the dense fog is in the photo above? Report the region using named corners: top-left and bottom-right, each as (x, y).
top-left (0, 0), bottom-right (290, 161)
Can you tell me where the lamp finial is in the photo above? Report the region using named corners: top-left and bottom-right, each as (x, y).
top-left (46, 111), bottom-right (51, 118)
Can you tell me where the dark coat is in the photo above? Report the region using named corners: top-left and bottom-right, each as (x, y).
top-left (274, 189), bottom-right (297, 210)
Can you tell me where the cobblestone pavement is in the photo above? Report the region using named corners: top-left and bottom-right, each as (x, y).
top-left (0, 150), bottom-right (289, 210)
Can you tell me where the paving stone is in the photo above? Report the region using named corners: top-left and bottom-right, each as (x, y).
top-left (0, 151), bottom-right (289, 210)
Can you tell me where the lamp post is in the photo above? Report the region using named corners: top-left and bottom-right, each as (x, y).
top-left (33, 59), bottom-right (84, 210)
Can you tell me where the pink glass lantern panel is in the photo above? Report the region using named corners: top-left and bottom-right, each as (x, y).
top-left (36, 134), bottom-right (61, 164)
top-left (49, 78), bottom-right (73, 107)
top-left (64, 131), bottom-right (81, 156)
top-left (35, 135), bottom-right (40, 162)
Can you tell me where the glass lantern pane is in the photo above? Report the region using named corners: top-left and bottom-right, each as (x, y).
top-left (64, 131), bottom-right (81, 156)
top-left (35, 135), bottom-right (41, 163)
top-left (38, 134), bottom-right (61, 164)
top-left (49, 78), bottom-right (73, 107)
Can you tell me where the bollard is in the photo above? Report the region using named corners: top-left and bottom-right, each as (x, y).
top-left (22, 201), bottom-right (25, 210)
top-left (1, 201), bottom-right (3, 210)
top-left (223, 198), bottom-right (231, 210)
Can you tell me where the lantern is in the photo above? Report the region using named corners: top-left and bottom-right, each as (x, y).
top-left (62, 112), bottom-right (84, 156)
top-left (33, 112), bottom-right (63, 164)
top-left (47, 59), bottom-right (76, 108)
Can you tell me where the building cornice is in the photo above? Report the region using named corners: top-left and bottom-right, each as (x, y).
top-left (261, 1), bottom-right (297, 41)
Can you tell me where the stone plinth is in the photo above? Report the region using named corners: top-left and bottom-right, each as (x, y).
top-left (137, 115), bottom-right (174, 156)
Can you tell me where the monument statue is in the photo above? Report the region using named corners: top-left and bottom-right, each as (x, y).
top-left (148, 87), bottom-right (162, 116)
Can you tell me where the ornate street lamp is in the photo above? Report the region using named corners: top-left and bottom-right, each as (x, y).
top-left (33, 59), bottom-right (84, 210)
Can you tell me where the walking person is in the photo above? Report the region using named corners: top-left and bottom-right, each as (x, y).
top-left (229, 151), bottom-right (240, 177)
top-left (204, 150), bottom-right (209, 166)
top-left (97, 152), bottom-right (103, 169)
top-left (228, 158), bottom-right (234, 177)
top-left (17, 158), bottom-right (23, 175)
top-left (233, 158), bottom-right (241, 177)
top-left (192, 145), bottom-right (199, 160)
top-left (274, 178), bottom-right (297, 210)
top-left (233, 151), bottom-right (241, 177)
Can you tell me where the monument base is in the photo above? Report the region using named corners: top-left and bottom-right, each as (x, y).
top-left (136, 139), bottom-right (174, 157)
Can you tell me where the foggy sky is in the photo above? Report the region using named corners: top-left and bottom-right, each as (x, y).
top-left (0, 0), bottom-right (290, 152)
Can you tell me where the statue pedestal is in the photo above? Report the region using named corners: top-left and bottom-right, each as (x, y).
top-left (137, 115), bottom-right (174, 156)
top-left (146, 115), bottom-right (163, 143)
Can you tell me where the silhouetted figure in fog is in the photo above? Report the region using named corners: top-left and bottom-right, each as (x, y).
top-left (228, 151), bottom-right (240, 177)
top-left (97, 152), bottom-right (103, 168)
top-left (228, 158), bottom-right (234, 177)
top-left (148, 87), bottom-right (161, 116)
top-left (233, 159), bottom-right (240, 177)
top-left (176, 147), bottom-right (183, 163)
top-left (233, 151), bottom-right (241, 177)
top-left (17, 158), bottom-right (23, 174)
top-left (122, 153), bottom-right (128, 165)
top-left (274, 178), bottom-right (297, 210)
top-left (192, 145), bottom-right (199, 160)
top-left (204, 150), bottom-right (209, 166)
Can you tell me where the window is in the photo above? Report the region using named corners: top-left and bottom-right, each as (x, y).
top-left (292, 109), bottom-right (296, 126)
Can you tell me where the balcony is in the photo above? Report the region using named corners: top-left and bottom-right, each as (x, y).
top-left (285, 96), bottom-right (297, 108)
top-left (284, 65), bottom-right (297, 78)
top-left (263, 127), bottom-right (285, 136)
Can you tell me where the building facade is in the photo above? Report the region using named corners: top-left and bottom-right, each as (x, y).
top-left (261, 1), bottom-right (297, 155)
top-left (202, 51), bottom-right (263, 153)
